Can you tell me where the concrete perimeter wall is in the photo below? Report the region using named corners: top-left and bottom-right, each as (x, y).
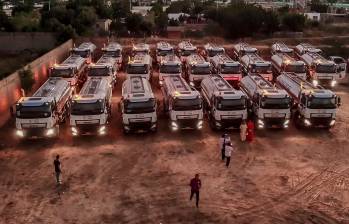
top-left (0, 32), bottom-right (57, 54)
top-left (0, 39), bottom-right (73, 128)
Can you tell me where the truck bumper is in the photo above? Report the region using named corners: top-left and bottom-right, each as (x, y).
top-left (170, 119), bottom-right (203, 131)
top-left (16, 127), bottom-right (58, 139)
top-left (304, 117), bottom-right (335, 128)
top-left (71, 124), bottom-right (107, 136)
top-left (257, 118), bottom-right (290, 129)
top-left (215, 118), bottom-right (242, 130)
top-left (124, 122), bottom-right (157, 133)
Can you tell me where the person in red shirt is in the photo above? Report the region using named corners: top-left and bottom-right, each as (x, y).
top-left (189, 174), bottom-right (201, 208)
top-left (246, 120), bottom-right (255, 142)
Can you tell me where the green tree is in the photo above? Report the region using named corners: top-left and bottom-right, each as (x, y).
top-left (310, 0), bottom-right (328, 13)
top-left (281, 13), bottom-right (306, 32)
top-left (19, 67), bottom-right (35, 94)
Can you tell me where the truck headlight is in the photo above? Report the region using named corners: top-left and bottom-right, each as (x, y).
top-left (330, 119), bottom-right (336, 126)
top-left (159, 80), bottom-right (163, 85)
top-left (215, 121), bottom-right (222, 127)
top-left (312, 80), bottom-right (318, 86)
top-left (71, 127), bottom-right (78, 136)
top-left (331, 80), bottom-right (337, 87)
top-left (190, 82), bottom-right (195, 87)
top-left (16, 130), bottom-right (24, 138)
top-left (304, 119), bottom-right (311, 126)
top-left (197, 120), bottom-right (203, 129)
top-left (46, 128), bottom-right (55, 137)
top-left (98, 126), bottom-right (106, 135)
top-left (258, 119), bottom-right (264, 129)
top-left (171, 121), bottom-right (178, 131)
top-left (283, 119), bottom-right (290, 128)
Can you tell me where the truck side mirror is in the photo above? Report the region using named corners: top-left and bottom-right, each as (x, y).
top-left (337, 97), bottom-right (341, 107)
top-left (10, 105), bottom-right (15, 118)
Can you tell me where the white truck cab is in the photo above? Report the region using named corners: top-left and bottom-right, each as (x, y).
top-left (295, 43), bottom-right (322, 59)
top-left (88, 55), bottom-right (118, 86)
top-left (132, 43), bottom-right (150, 55)
top-left (232, 42), bottom-right (258, 61)
top-left (301, 52), bottom-right (340, 87)
top-left (158, 54), bottom-right (182, 86)
top-left (120, 76), bottom-right (157, 133)
top-left (271, 42), bottom-right (293, 55)
top-left (201, 75), bottom-right (247, 130)
top-left (162, 75), bottom-right (203, 131)
top-left (240, 53), bottom-right (273, 81)
top-left (277, 72), bottom-right (341, 128)
top-left (210, 53), bottom-right (242, 86)
top-left (71, 42), bottom-right (97, 64)
top-left (126, 54), bottom-right (152, 80)
top-left (177, 41), bottom-right (197, 63)
top-left (156, 41), bottom-right (174, 63)
top-left (240, 74), bottom-right (291, 129)
top-left (328, 56), bottom-right (347, 79)
top-left (186, 54), bottom-right (212, 89)
top-left (102, 42), bottom-right (123, 68)
top-left (203, 43), bottom-right (225, 61)
top-left (70, 77), bottom-right (112, 136)
top-left (15, 78), bottom-right (73, 138)
top-left (50, 55), bottom-right (87, 87)
top-left (271, 53), bottom-right (306, 80)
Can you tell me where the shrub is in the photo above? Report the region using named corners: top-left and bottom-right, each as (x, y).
top-left (19, 67), bottom-right (35, 94)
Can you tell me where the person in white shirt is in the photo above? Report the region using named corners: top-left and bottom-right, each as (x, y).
top-left (225, 142), bottom-right (234, 167)
top-left (219, 134), bottom-right (231, 161)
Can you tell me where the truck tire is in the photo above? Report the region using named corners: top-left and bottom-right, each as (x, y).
top-left (294, 112), bottom-right (303, 129)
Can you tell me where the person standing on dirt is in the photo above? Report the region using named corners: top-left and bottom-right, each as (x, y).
top-left (219, 134), bottom-right (230, 161)
top-left (189, 174), bottom-right (202, 208)
top-left (246, 120), bottom-right (255, 142)
top-left (225, 142), bottom-right (234, 167)
top-left (240, 120), bottom-right (247, 142)
top-left (54, 155), bottom-right (62, 184)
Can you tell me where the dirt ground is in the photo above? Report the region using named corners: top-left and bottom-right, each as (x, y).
top-left (1, 68), bottom-right (349, 224)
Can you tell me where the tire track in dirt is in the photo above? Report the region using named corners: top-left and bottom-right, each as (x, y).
top-left (234, 164), bottom-right (349, 221)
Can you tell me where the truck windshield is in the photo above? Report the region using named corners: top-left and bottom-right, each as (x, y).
top-left (191, 65), bottom-right (211, 75)
top-left (285, 64), bottom-right (305, 73)
top-left (173, 97), bottom-right (202, 111)
top-left (160, 64), bottom-right (181, 74)
top-left (89, 67), bottom-right (111, 76)
top-left (127, 64), bottom-right (149, 74)
top-left (208, 49), bottom-right (224, 57)
top-left (157, 49), bottom-right (173, 56)
top-left (316, 64), bottom-right (336, 73)
top-left (104, 50), bottom-right (121, 57)
top-left (181, 50), bottom-right (195, 56)
top-left (16, 104), bottom-right (51, 119)
top-left (73, 50), bottom-right (89, 58)
top-left (51, 68), bottom-right (74, 78)
top-left (216, 97), bottom-right (246, 111)
top-left (221, 64), bottom-right (240, 74)
top-left (71, 100), bottom-right (105, 115)
top-left (260, 97), bottom-right (290, 109)
top-left (307, 97), bottom-right (336, 109)
top-left (124, 98), bottom-right (155, 114)
top-left (253, 64), bottom-right (272, 73)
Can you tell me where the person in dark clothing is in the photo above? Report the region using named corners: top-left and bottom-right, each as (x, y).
top-left (54, 155), bottom-right (61, 184)
top-left (189, 174), bottom-right (201, 208)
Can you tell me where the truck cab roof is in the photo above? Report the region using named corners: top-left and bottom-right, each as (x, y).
top-left (102, 42), bottom-right (122, 52)
top-left (163, 75), bottom-right (200, 99)
top-left (156, 41), bottom-right (173, 51)
top-left (271, 42), bottom-right (293, 54)
top-left (122, 76), bottom-right (154, 102)
top-left (178, 41), bottom-right (197, 51)
top-left (73, 77), bottom-right (111, 103)
top-left (202, 75), bottom-right (245, 99)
